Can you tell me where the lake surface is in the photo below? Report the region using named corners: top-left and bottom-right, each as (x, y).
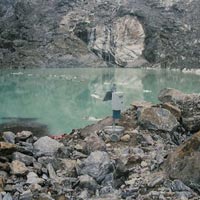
top-left (0, 68), bottom-right (200, 135)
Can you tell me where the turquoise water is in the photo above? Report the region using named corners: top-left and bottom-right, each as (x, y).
top-left (0, 68), bottom-right (200, 135)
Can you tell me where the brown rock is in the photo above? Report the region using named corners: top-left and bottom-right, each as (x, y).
top-left (165, 131), bottom-right (200, 188)
top-left (159, 88), bottom-right (200, 131)
top-left (120, 134), bottom-right (131, 142)
top-left (162, 103), bottom-right (181, 120)
top-left (131, 101), bottom-right (153, 108)
top-left (0, 177), bottom-right (4, 192)
top-left (84, 133), bottom-right (106, 154)
top-left (0, 142), bottom-right (16, 156)
top-left (10, 160), bottom-right (28, 175)
top-left (138, 107), bottom-right (179, 132)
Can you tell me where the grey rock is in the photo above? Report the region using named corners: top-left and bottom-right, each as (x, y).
top-left (138, 107), bottom-right (179, 132)
top-left (19, 190), bottom-right (32, 200)
top-left (47, 163), bottom-right (59, 181)
top-left (2, 193), bottom-right (12, 200)
top-left (26, 172), bottom-right (44, 185)
top-left (79, 175), bottom-right (98, 191)
top-left (12, 152), bottom-right (35, 166)
top-left (2, 132), bottom-right (15, 144)
top-left (55, 146), bottom-right (71, 158)
top-left (76, 151), bottom-right (111, 183)
top-left (78, 189), bottom-right (89, 200)
top-left (147, 174), bottom-right (165, 188)
top-left (16, 131), bottom-right (32, 141)
top-left (33, 136), bottom-right (63, 156)
top-left (170, 180), bottom-right (192, 192)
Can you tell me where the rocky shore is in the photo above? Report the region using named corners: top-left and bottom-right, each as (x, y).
top-left (0, 88), bottom-right (200, 200)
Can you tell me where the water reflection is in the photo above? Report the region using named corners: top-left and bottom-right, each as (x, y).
top-left (0, 68), bottom-right (199, 134)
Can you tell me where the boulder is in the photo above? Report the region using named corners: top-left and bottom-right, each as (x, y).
top-left (138, 107), bottom-right (179, 132)
top-left (33, 136), bottom-right (63, 156)
top-left (159, 88), bottom-right (200, 132)
top-left (76, 151), bottom-right (112, 183)
top-left (165, 131), bottom-right (200, 189)
top-left (0, 142), bottom-right (16, 156)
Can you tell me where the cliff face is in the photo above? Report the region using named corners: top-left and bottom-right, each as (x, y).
top-left (0, 0), bottom-right (199, 68)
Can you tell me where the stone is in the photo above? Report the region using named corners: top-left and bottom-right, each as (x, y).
top-left (0, 142), bottom-right (16, 156)
top-left (170, 180), bottom-right (192, 192)
top-left (147, 173), bottom-right (165, 188)
top-left (2, 193), bottom-right (12, 200)
top-left (79, 175), bottom-right (98, 191)
top-left (138, 107), bottom-right (179, 132)
top-left (2, 132), bottom-right (15, 144)
top-left (131, 101), bottom-right (153, 109)
top-left (120, 134), bottom-right (131, 142)
top-left (158, 88), bottom-right (200, 132)
top-left (76, 151), bottom-right (111, 183)
top-left (29, 183), bottom-right (42, 192)
top-left (141, 161), bottom-right (148, 168)
top-left (84, 133), bottom-right (106, 154)
top-left (12, 152), bottom-right (36, 166)
top-left (55, 146), bottom-right (71, 158)
top-left (26, 172), bottom-right (44, 185)
top-left (60, 159), bottom-right (77, 177)
top-left (33, 136), bottom-right (63, 156)
top-left (38, 193), bottom-right (54, 200)
top-left (19, 190), bottom-right (33, 200)
top-left (10, 160), bottom-right (28, 175)
top-left (161, 103), bottom-right (181, 120)
top-left (47, 163), bottom-right (59, 181)
top-left (165, 131), bottom-right (200, 189)
top-left (16, 131), bottom-right (32, 141)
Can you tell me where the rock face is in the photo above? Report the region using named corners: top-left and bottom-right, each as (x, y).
top-left (138, 107), bottom-right (179, 132)
top-left (0, 0), bottom-right (200, 68)
top-left (165, 131), bottom-right (200, 190)
top-left (159, 88), bottom-right (200, 132)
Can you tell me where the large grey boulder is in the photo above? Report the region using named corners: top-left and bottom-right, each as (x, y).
top-left (33, 136), bottom-right (63, 156)
top-left (76, 151), bottom-right (112, 183)
top-left (165, 131), bottom-right (200, 190)
top-left (138, 107), bottom-right (179, 132)
top-left (159, 88), bottom-right (200, 132)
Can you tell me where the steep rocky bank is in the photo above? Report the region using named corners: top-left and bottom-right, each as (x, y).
top-left (0, 0), bottom-right (200, 68)
top-left (0, 88), bottom-right (200, 199)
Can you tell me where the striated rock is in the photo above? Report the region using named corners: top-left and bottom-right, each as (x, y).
top-left (84, 133), bottom-right (106, 154)
top-left (138, 107), bottom-right (179, 132)
top-left (0, 142), bottom-right (16, 156)
top-left (165, 131), bottom-right (200, 189)
top-left (33, 136), bottom-right (63, 156)
top-left (159, 88), bottom-right (200, 131)
top-left (10, 160), bottom-right (28, 175)
top-left (76, 151), bottom-right (111, 183)
top-left (12, 152), bottom-right (35, 166)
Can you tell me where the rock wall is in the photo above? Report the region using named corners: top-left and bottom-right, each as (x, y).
top-left (0, 0), bottom-right (200, 68)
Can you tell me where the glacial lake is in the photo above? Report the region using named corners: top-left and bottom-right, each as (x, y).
top-left (0, 68), bottom-right (200, 135)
